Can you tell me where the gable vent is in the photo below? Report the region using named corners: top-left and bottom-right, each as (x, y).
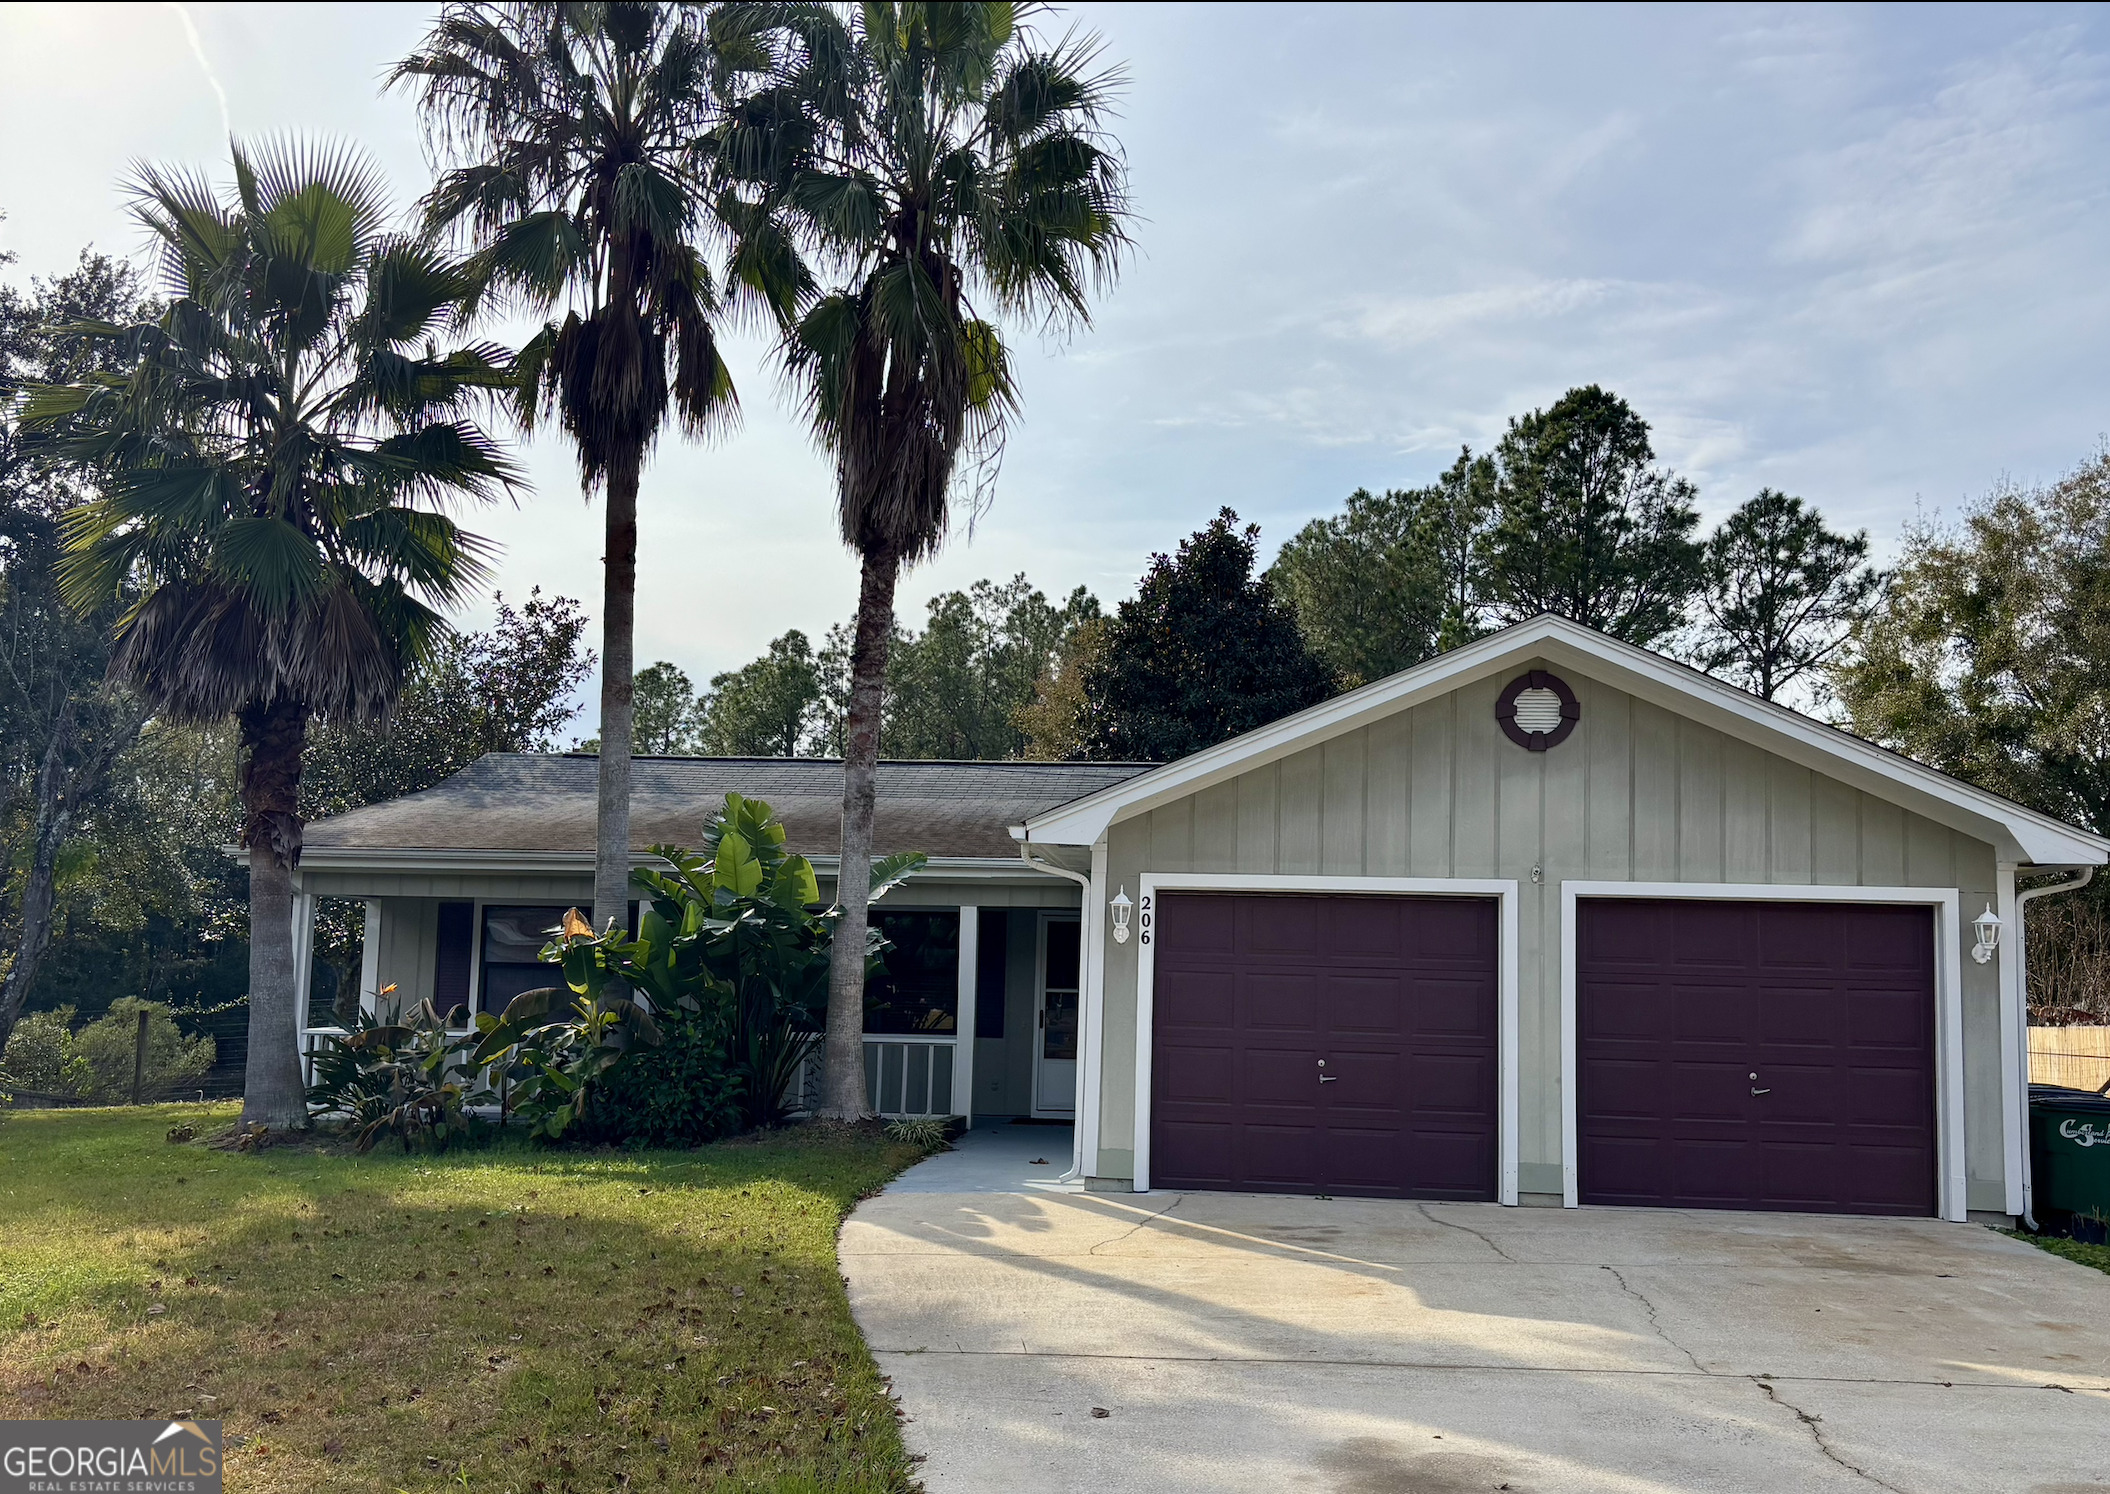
top-left (1512, 687), bottom-right (1564, 734)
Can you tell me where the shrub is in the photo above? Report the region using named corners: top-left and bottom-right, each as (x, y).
top-left (465, 793), bottom-right (924, 1147)
top-left (307, 1003), bottom-right (483, 1152)
top-left (0, 1008), bottom-right (93, 1101)
top-left (74, 998), bottom-right (215, 1102)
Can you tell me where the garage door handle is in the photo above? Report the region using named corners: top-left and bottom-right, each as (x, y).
top-left (1751, 1086), bottom-right (1771, 1096)
top-left (1319, 1075), bottom-right (1339, 1084)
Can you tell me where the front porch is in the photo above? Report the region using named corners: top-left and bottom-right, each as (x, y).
top-left (299, 889), bottom-right (1087, 1127)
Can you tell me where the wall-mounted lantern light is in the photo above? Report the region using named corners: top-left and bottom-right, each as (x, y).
top-left (1972, 903), bottom-right (2002, 964)
top-left (1110, 886), bottom-right (1133, 944)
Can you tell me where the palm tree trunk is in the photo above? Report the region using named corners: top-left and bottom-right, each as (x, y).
top-left (594, 445), bottom-right (642, 934)
top-left (239, 696), bottom-right (310, 1130)
top-left (821, 548), bottom-right (899, 1120)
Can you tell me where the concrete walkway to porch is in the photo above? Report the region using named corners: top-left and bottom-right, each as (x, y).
top-left (841, 1163), bottom-right (2110, 1493)
top-left (882, 1119), bottom-right (1079, 1194)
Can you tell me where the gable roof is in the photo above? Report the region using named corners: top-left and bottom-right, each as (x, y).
top-left (302, 754), bottom-right (1155, 869)
top-left (1015, 614), bottom-right (2110, 867)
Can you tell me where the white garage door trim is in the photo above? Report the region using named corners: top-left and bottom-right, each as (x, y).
top-left (1558, 881), bottom-right (1966, 1222)
top-left (1132, 873), bottom-right (1521, 1202)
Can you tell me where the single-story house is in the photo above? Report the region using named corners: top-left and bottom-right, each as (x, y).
top-left (291, 614), bottom-right (2108, 1224)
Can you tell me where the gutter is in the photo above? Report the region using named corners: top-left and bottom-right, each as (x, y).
top-left (2016, 867), bottom-right (2094, 1231)
top-left (1019, 841), bottom-right (1093, 1184)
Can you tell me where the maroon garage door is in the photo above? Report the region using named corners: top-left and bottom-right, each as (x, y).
top-left (1577, 899), bottom-right (1936, 1217)
top-left (1150, 893), bottom-right (1498, 1199)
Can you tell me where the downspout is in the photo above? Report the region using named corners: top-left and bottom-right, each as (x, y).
top-left (1020, 842), bottom-right (1092, 1183)
top-left (2015, 867), bottom-right (2094, 1232)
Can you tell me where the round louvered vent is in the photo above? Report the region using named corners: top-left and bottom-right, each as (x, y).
top-left (1512, 687), bottom-right (1564, 735)
top-left (1496, 671), bottom-right (1579, 751)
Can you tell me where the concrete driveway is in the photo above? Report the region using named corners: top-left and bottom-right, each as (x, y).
top-left (841, 1125), bottom-right (2110, 1494)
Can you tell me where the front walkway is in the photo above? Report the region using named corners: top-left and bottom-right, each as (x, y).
top-left (841, 1160), bottom-right (2110, 1493)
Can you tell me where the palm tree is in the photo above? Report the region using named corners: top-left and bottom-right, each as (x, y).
top-left (764, 4), bottom-right (1132, 1118)
top-left (23, 141), bottom-right (517, 1129)
top-left (392, 1), bottom-right (803, 933)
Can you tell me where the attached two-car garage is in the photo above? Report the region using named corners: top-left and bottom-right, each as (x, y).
top-left (1028, 621), bottom-right (2110, 1219)
top-left (1147, 890), bottom-right (1940, 1217)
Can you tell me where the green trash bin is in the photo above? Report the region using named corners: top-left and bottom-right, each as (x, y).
top-left (2030, 1083), bottom-right (2110, 1238)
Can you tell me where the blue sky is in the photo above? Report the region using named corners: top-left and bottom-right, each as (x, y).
top-left (3, 3), bottom-right (2107, 730)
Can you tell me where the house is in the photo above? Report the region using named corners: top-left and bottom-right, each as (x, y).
top-left (294, 756), bottom-right (1155, 1122)
top-left (293, 615), bottom-right (2108, 1224)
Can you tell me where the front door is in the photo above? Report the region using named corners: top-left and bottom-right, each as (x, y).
top-left (1034, 915), bottom-right (1081, 1116)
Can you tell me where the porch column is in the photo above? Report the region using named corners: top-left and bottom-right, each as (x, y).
top-left (1078, 836), bottom-right (1108, 1184)
top-left (290, 889), bottom-right (317, 1084)
top-left (290, 890), bottom-right (317, 1030)
top-left (358, 901), bottom-right (382, 1018)
top-left (954, 904), bottom-right (977, 1126)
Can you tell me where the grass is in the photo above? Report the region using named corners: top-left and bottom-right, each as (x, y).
top-left (2011, 1228), bottom-right (2110, 1278)
top-left (0, 1103), bottom-right (931, 1493)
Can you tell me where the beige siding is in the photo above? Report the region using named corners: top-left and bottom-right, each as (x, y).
top-left (1097, 658), bottom-right (2007, 1210)
top-left (372, 898), bottom-right (441, 1017)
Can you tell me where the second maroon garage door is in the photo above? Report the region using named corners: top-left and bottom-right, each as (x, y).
top-left (1150, 893), bottom-right (1498, 1199)
top-left (1577, 899), bottom-right (1937, 1216)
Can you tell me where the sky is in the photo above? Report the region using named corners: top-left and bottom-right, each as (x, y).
top-left (3, 2), bottom-right (2109, 736)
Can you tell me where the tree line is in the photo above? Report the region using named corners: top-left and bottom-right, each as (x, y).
top-left (621, 383), bottom-right (1887, 764)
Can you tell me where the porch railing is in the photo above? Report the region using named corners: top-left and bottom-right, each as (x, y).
top-left (301, 1025), bottom-right (349, 1088)
top-left (789, 1034), bottom-right (956, 1119)
top-left (305, 1023), bottom-right (957, 1121)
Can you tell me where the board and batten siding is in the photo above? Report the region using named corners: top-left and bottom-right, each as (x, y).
top-left (1097, 662), bottom-right (2006, 1208)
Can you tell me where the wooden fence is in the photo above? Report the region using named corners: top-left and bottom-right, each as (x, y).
top-left (2030, 1025), bottom-right (2110, 1092)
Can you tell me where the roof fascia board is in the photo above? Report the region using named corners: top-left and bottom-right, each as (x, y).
top-left (290, 847), bottom-right (1050, 882)
top-left (1020, 616), bottom-right (2108, 866)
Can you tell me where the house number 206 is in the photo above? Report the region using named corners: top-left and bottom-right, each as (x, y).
top-left (1138, 894), bottom-right (1153, 947)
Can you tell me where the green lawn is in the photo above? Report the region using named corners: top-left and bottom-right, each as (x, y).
top-left (2012, 1229), bottom-right (2110, 1278)
top-left (0, 1104), bottom-right (928, 1493)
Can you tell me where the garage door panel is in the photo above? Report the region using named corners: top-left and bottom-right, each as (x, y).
top-left (1672, 988), bottom-right (1756, 1043)
top-left (1326, 974), bottom-right (1409, 1034)
top-left (1152, 1123), bottom-right (1234, 1187)
top-left (1156, 1043), bottom-right (1234, 1104)
top-left (1243, 898), bottom-right (1322, 958)
top-left (1845, 988), bottom-right (1935, 1046)
top-left (1156, 894), bottom-right (1236, 957)
top-left (1579, 899), bottom-right (1935, 1217)
top-left (1407, 974), bottom-right (1499, 1035)
top-left (1324, 899), bottom-right (1407, 961)
top-left (1243, 1124), bottom-right (1322, 1187)
top-left (1580, 980), bottom-right (1671, 1039)
top-left (1152, 892), bottom-right (1497, 1199)
top-left (1241, 1046), bottom-right (1324, 1108)
top-left (1156, 969), bottom-right (1232, 1029)
top-left (1243, 972), bottom-right (1322, 1032)
top-left (1666, 1063), bottom-right (1749, 1123)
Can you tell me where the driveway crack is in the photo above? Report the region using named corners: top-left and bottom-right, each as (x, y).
top-left (1088, 1194), bottom-right (1183, 1255)
top-left (1752, 1376), bottom-right (1911, 1493)
top-left (1418, 1204), bottom-right (1517, 1261)
top-left (1601, 1266), bottom-right (1706, 1373)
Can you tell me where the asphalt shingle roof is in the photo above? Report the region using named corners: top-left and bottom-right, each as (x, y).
top-left (302, 754), bottom-right (1156, 860)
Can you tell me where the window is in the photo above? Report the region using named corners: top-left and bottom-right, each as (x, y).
top-left (480, 906), bottom-right (569, 1015)
top-left (865, 911), bottom-right (960, 1035)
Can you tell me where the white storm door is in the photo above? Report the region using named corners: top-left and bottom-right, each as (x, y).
top-left (1034, 914), bottom-right (1082, 1116)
